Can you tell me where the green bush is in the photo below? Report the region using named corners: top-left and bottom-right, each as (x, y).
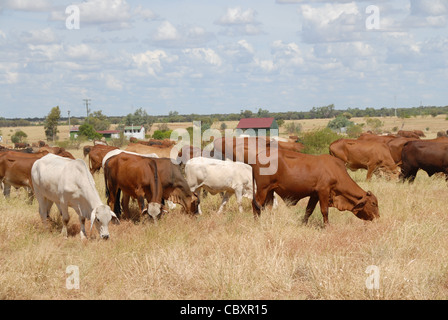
top-left (152, 130), bottom-right (173, 140)
top-left (299, 128), bottom-right (341, 155)
top-left (327, 116), bottom-right (353, 131)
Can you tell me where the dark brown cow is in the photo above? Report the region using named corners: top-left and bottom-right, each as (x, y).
top-left (329, 139), bottom-right (399, 180)
top-left (104, 153), bottom-right (162, 220)
top-left (400, 140), bottom-right (448, 183)
top-left (0, 150), bottom-right (50, 203)
top-left (104, 153), bottom-right (199, 220)
top-left (250, 149), bottom-right (379, 225)
top-left (83, 144), bottom-right (119, 175)
top-left (14, 142), bottom-right (30, 149)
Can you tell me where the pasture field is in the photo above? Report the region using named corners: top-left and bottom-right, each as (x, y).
top-left (1, 145), bottom-right (448, 300)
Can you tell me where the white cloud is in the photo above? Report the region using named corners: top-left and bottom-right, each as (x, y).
top-left (2, 0), bottom-right (52, 12)
top-left (20, 28), bottom-right (57, 45)
top-left (132, 50), bottom-right (174, 76)
top-left (215, 7), bottom-right (263, 36)
top-left (50, 0), bottom-right (133, 31)
top-left (298, 3), bottom-right (363, 43)
top-left (183, 48), bottom-right (222, 67)
top-left (102, 73), bottom-right (123, 91)
top-left (151, 21), bottom-right (213, 47)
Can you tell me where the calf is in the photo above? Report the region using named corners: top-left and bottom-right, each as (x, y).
top-left (185, 157), bottom-right (253, 214)
top-left (31, 154), bottom-right (119, 240)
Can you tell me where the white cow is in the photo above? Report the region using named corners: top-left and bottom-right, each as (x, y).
top-left (185, 157), bottom-right (255, 214)
top-left (31, 154), bottom-right (119, 240)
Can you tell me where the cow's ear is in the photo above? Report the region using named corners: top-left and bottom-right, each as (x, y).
top-left (110, 211), bottom-right (120, 225)
top-left (352, 198), bottom-right (367, 214)
top-left (366, 191), bottom-right (372, 196)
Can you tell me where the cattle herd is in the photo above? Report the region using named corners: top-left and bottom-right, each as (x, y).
top-left (1, 129), bottom-right (447, 240)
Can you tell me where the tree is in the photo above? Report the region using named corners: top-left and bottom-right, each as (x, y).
top-left (11, 130), bottom-right (27, 144)
top-left (124, 108), bottom-right (154, 132)
top-left (44, 106), bottom-right (61, 142)
top-left (85, 110), bottom-right (110, 131)
top-left (78, 123), bottom-right (102, 140)
top-left (327, 115), bottom-right (354, 131)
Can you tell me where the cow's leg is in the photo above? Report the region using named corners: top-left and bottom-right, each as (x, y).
top-left (56, 203), bottom-right (70, 239)
top-left (317, 192), bottom-right (330, 226)
top-left (3, 182), bottom-right (11, 198)
top-left (121, 193), bottom-right (131, 220)
top-left (77, 212), bottom-right (87, 240)
top-left (37, 197), bottom-right (53, 230)
top-left (195, 188), bottom-right (203, 215)
top-left (235, 189), bottom-right (244, 213)
top-left (217, 192), bottom-right (231, 214)
top-left (252, 186), bottom-right (271, 217)
top-left (303, 194), bottom-right (318, 224)
top-left (366, 166), bottom-right (375, 181)
top-left (26, 187), bottom-right (34, 205)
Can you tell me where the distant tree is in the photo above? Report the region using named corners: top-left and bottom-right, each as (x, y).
top-left (327, 115), bottom-right (354, 131)
top-left (285, 122), bottom-right (302, 134)
top-left (220, 122), bottom-right (227, 130)
top-left (85, 110), bottom-right (110, 131)
top-left (124, 108), bottom-right (154, 131)
top-left (240, 109), bottom-right (253, 119)
top-left (78, 123), bottom-right (102, 140)
top-left (365, 117), bottom-right (384, 134)
top-left (44, 106), bottom-right (61, 142)
top-left (11, 130), bottom-right (27, 144)
top-left (257, 108), bottom-right (270, 118)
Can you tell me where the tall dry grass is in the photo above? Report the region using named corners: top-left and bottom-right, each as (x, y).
top-left (1, 148), bottom-right (448, 300)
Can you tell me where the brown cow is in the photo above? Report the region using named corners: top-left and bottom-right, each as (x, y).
top-left (251, 149), bottom-right (379, 225)
top-left (104, 153), bottom-right (198, 220)
top-left (329, 139), bottom-right (399, 180)
top-left (103, 153), bottom-right (163, 220)
top-left (83, 144), bottom-right (119, 175)
top-left (0, 150), bottom-right (50, 203)
top-left (39, 146), bottom-right (75, 159)
top-left (397, 130), bottom-right (421, 139)
top-left (125, 143), bottom-right (175, 158)
top-left (400, 140), bottom-right (448, 183)
top-left (213, 136), bottom-right (303, 162)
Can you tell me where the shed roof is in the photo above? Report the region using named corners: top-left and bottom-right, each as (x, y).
top-left (236, 117), bottom-right (275, 129)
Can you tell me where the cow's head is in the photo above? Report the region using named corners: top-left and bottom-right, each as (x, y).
top-left (142, 202), bottom-right (162, 220)
top-left (352, 191), bottom-right (380, 221)
top-left (90, 204), bottom-right (120, 240)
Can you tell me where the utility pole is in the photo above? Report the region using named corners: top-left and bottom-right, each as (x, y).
top-left (68, 110), bottom-right (71, 138)
top-left (83, 99), bottom-right (91, 118)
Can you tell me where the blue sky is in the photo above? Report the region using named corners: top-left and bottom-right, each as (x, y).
top-left (0, 0), bottom-right (447, 118)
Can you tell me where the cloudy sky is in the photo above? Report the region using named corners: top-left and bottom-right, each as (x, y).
top-left (1, 0), bottom-right (447, 118)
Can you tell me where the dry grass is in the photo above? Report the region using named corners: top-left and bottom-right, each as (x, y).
top-left (1, 146), bottom-right (448, 300)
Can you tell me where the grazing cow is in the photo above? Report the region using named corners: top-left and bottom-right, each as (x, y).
top-left (104, 153), bottom-right (162, 220)
top-left (0, 150), bottom-right (49, 203)
top-left (329, 139), bottom-right (399, 180)
top-left (101, 149), bottom-right (159, 168)
top-left (400, 140), bottom-right (448, 183)
top-left (397, 130), bottom-right (421, 139)
top-left (83, 144), bottom-right (119, 175)
top-left (125, 143), bottom-right (176, 159)
top-left (251, 149), bottom-right (379, 225)
top-left (385, 136), bottom-right (419, 166)
top-left (104, 153), bottom-right (198, 220)
top-left (31, 154), bottom-right (119, 240)
top-left (185, 157), bottom-right (254, 214)
top-left (39, 146), bottom-right (75, 159)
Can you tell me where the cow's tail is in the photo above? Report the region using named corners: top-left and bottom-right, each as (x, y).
top-left (83, 146), bottom-right (91, 158)
top-left (104, 158), bottom-right (111, 199)
top-left (251, 164), bottom-right (262, 215)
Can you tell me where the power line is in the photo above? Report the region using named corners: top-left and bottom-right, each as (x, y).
top-left (83, 99), bottom-right (91, 117)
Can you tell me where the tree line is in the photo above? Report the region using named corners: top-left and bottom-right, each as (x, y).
top-left (2, 104), bottom-right (448, 142)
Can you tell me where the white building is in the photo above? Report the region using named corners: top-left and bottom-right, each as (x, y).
top-left (123, 125), bottom-right (145, 140)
